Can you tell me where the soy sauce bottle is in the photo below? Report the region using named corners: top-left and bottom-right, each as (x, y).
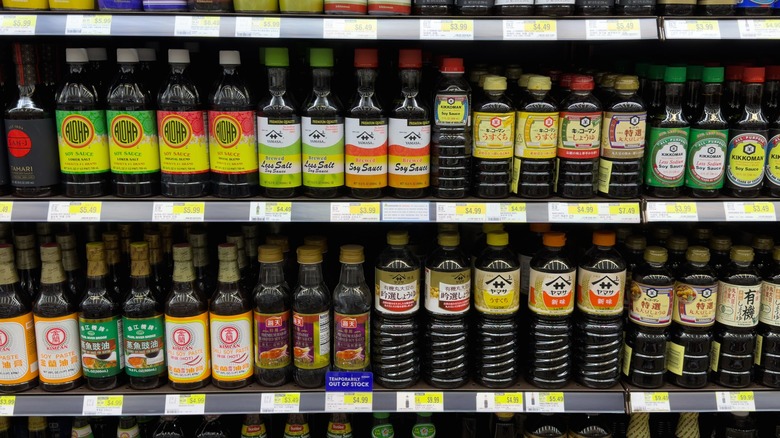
top-left (292, 246), bottom-right (331, 388)
top-left (726, 67), bottom-right (768, 197)
top-left (253, 244), bottom-right (292, 387)
top-left (756, 247), bottom-right (780, 387)
top-left (658, 0), bottom-right (694, 15)
top-left (495, 0), bottom-right (533, 14)
top-left (332, 246), bottom-right (371, 372)
top-left (686, 67), bottom-right (728, 198)
top-left (534, 0), bottom-right (573, 15)
top-left (513, 76), bottom-right (558, 199)
top-left (472, 76), bottom-right (514, 199)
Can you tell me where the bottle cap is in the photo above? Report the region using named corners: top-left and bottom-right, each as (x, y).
top-left (635, 62), bottom-right (649, 77)
top-left (297, 245), bottom-right (323, 264)
top-left (482, 224), bottom-right (504, 234)
top-left (486, 231), bottom-right (509, 247)
top-left (686, 246), bottom-right (710, 263)
top-left (530, 223), bottom-right (552, 233)
top-left (130, 242), bottom-right (148, 261)
top-left (188, 230), bottom-right (207, 247)
top-left (87, 47), bottom-right (108, 61)
top-left (137, 48), bottom-right (156, 62)
top-left (725, 65), bottom-right (744, 81)
top-left (773, 246), bottom-right (780, 262)
top-left (710, 235), bottom-right (732, 251)
top-left (438, 224), bottom-right (458, 233)
top-left (440, 57), bottom-right (464, 73)
top-left (505, 66), bottom-right (523, 80)
top-left (477, 74), bottom-right (491, 89)
top-left (496, 413), bottom-right (514, 420)
top-left (693, 227), bottom-right (713, 242)
top-left (570, 75), bottom-right (595, 91)
top-left (470, 68), bottom-right (487, 83)
top-left (417, 413), bottom-right (432, 418)
top-left (264, 47), bottom-right (290, 67)
top-left (116, 48), bottom-right (139, 64)
top-left (387, 230), bottom-right (409, 246)
top-left (615, 226), bottom-right (632, 242)
top-left (266, 234), bottom-right (290, 252)
top-left (145, 232), bottom-right (161, 247)
top-left (40, 243), bottom-right (61, 262)
top-left (310, 48), bottom-right (334, 68)
top-left (614, 75), bottom-right (640, 91)
top-left (560, 73), bottom-right (574, 89)
top-left (730, 245), bottom-right (754, 263)
top-left (438, 232), bottom-right (459, 247)
top-left (702, 67), bottom-right (725, 83)
top-left (219, 50), bottom-right (241, 66)
top-left (340, 245), bottom-right (365, 263)
top-left (543, 232), bottom-right (566, 248)
top-left (752, 235), bottom-right (774, 251)
top-left (173, 244), bottom-right (193, 262)
top-left (0, 244), bottom-right (13, 264)
top-left (303, 235), bottom-right (327, 254)
top-left (399, 49), bottom-right (422, 69)
top-left (66, 48), bottom-right (89, 64)
top-left (103, 231), bottom-right (120, 247)
top-left (56, 233), bottom-right (77, 250)
top-left (168, 49), bottom-right (190, 64)
top-left (664, 66), bottom-right (687, 83)
top-left (354, 48), bottom-right (378, 68)
top-left (647, 65), bottom-right (665, 80)
top-left (374, 413), bottom-right (390, 419)
top-left (13, 233), bottom-right (35, 250)
top-left (218, 243), bottom-right (238, 261)
top-left (742, 67), bottom-right (765, 83)
top-left (242, 225), bottom-right (258, 239)
top-left (593, 230), bottom-right (616, 247)
top-left (259, 244), bottom-right (284, 263)
top-left (601, 74), bottom-right (618, 89)
top-left (527, 76), bottom-right (552, 91)
top-left (518, 73), bottom-right (533, 89)
top-left (768, 65), bottom-right (780, 81)
top-left (687, 65), bottom-right (704, 81)
top-left (644, 246), bottom-right (668, 263)
top-left (667, 236), bottom-right (689, 251)
top-left (483, 76), bottom-right (507, 91)
top-left (653, 226), bottom-right (672, 241)
top-left (624, 235), bottom-right (647, 251)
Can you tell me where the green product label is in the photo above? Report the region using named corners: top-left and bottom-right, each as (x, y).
top-left (122, 315), bottom-right (166, 377)
top-left (412, 424), bottom-right (436, 438)
top-left (766, 131), bottom-right (780, 187)
top-left (258, 116), bottom-right (302, 189)
top-left (685, 128), bottom-right (728, 190)
top-left (371, 425), bottom-right (394, 438)
top-left (79, 315), bottom-right (124, 378)
top-left (645, 126), bottom-right (689, 188)
top-left (55, 110), bottom-right (110, 174)
top-left (107, 110), bottom-right (160, 174)
top-left (302, 117), bottom-right (344, 188)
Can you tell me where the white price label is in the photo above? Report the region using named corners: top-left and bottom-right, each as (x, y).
top-left (65, 14), bottom-right (112, 35)
top-left (0, 15), bottom-right (37, 35)
top-left (325, 392), bottom-right (373, 412)
top-left (261, 393), bottom-right (300, 413)
top-left (630, 392), bottom-right (671, 413)
top-left (330, 202), bottom-right (380, 222)
top-left (381, 202), bottom-right (430, 221)
top-left (0, 202), bottom-right (13, 221)
top-left (165, 394), bottom-right (206, 415)
top-left (503, 20), bottom-right (557, 40)
top-left (323, 18), bottom-right (378, 39)
top-left (525, 392), bottom-right (564, 413)
top-left (548, 202), bottom-right (600, 222)
top-left (48, 201), bottom-right (102, 222)
top-left (476, 392), bottom-right (524, 412)
top-left (0, 396), bottom-right (15, 416)
top-left (716, 391), bottom-right (755, 412)
top-left (645, 202), bottom-right (699, 222)
top-left (724, 201), bottom-right (777, 221)
top-left (83, 395), bottom-right (123, 416)
top-left (500, 203), bottom-right (527, 222)
top-left (234, 16), bottom-right (281, 38)
top-left (174, 16), bottom-right (221, 37)
top-left (420, 19), bottom-right (474, 40)
top-left (607, 203), bottom-right (641, 222)
top-left (738, 19), bottom-right (780, 39)
top-left (152, 202), bottom-right (205, 222)
top-left (249, 202), bottom-right (292, 222)
top-left (397, 392), bottom-right (444, 412)
top-left (586, 19), bottom-right (641, 40)
top-left (665, 19), bottom-right (721, 39)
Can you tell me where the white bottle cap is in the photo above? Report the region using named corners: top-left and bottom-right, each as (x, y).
top-left (137, 48), bottom-right (157, 62)
top-left (66, 48), bottom-right (89, 64)
top-left (116, 48), bottom-right (139, 64)
top-left (86, 47), bottom-right (107, 62)
top-left (219, 50), bottom-right (241, 66)
top-left (168, 49), bottom-right (190, 65)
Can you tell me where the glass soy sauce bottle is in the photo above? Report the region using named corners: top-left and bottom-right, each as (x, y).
top-left (726, 67), bottom-right (768, 198)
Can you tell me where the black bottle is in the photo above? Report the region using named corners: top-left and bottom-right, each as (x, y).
top-left (726, 67), bottom-right (768, 198)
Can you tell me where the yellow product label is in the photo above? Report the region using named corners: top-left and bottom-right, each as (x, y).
top-left (434, 94), bottom-right (469, 127)
top-left (629, 282), bottom-right (674, 327)
top-left (2, 0), bottom-right (48, 7)
top-left (528, 268), bottom-right (575, 316)
top-left (622, 342), bottom-right (632, 376)
top-left (673, 282), bottom-right (718, 327)
top-left (576, 267), bottom-right (626, 316)
top-left (56, 111), bottom-right (110, 174)
top-left (33, 313), bottom-right (82, 384)
top-left (158, 111), bottom-right (210, 175)
top-left (107, 110), bottom-right (160, 174)
top-left (716, 281), bottom-right (761, 328)
top-left (755, 335), bottom-right (763, 365)
top-left (510, 157), bottom-right (521, 194)
top-left (473, 112), bottom-right (515, 159)
top-left (0, 312), bottom-right (38, 385)
top-left (598, 158), bottom-right (613, 193)
top-left (666, 342), bottom-right (685, 376)
top-left (165, 312), bottom-right (211, 383)
top-left (473, 268), bottom-right (520, 314)
top-left (760, 281), bottom-right (780, 326)
top-left (210, 311), bottom-right (252, 382)
top-left (710, 340), bottom-right (720, 372)
top-left (208, 111), bottom-right (258, 175)
top-left (600, 111), bottom-right (646, 159)
top-left (514, 112), bottom-right (559, 159)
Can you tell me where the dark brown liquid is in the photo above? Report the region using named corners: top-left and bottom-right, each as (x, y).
top-left (0, 250), bottom-right (38, 393)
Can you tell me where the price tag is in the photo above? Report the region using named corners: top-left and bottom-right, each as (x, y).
top-left (325, 392), bottom-right (373, 412)
top-left (608, 203), bottom-right (641, 222)
top-left (435, 203), bottom-right (484, 222)
top-left (0, 396), bottom-right (15, 416)
top-left (65, 14), bottom-right (112, 35)
top-left (152, 202), bottom-right (205, 222)
top-left (548, 202), bottom-right (599, 222)
top-left (0, 15), bottom-right (37, 35)
top-left (503, 20), bottom-right (557, 40)
top-left (525, 392), bottom-right (564, 413)
top-left (645, 202), bottom-right (699, 222)
top-left (174, 16), bottom-right (221, 37)
top-left (397, 392), bottom-right (444, 412)
top-left (234, 16), bottom-right (281, 38)
top-left (630, 392), bottom-right (671, 413)
top-left (323, 18), bottom-right (378, 39)
top-left (420, 19), bottom-right (474, 40)
top-left (665, 19), bottom-right (721, 39)
top-left (165, 394), bottom-right (206, 415)
top-left (476, 392), bottom-right (524, 412)
top-left (716, 391), bottom-right (755, 412)
top-left (724, 201), bottom-right (776, 221)
top-left (48, 201), bottom-right (102, 222)
top-left (330, 202), bottom-right (380, 222)
top-left (586, 19), bottom-right (641, 40)
top-left (500, 203), bottom-right (527, 222)
top-left (0, 202), bottom-right (13, 221)
top-left (249, 202), bottom-right (292, 222)
top-left (381, 202), bottom-right (430, 221)
top-left (83, 395), bottom-right (123, 416)
top-left (738, 19), bottom-right (780, 39)
top-left (261, 393), bottom-right (300, 413)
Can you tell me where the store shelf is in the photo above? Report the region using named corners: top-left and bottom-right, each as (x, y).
top-left (644, 197), bottom-right (780, 222)
top-left (626, 383), bottom-right (780, 413)
top-left (662, 16), bottom-right (780, 40)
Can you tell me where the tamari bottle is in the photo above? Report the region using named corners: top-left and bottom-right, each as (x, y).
top-left (332, 245), bottom-right (371, 372)
top-left (756, 247), bottom-right (780, 387)
top-left (513, 76), bottom-right (558, 199)
top-left (292, 245), bottom-right (331, 388)
top-left (686, 67), bottom-right (728, 198)
top-left (254, 244), bottom-right (292, 387)
top-left (472, 76), bottom-right (514, 199)
top-left (726, 67), bottom-right (768, 197)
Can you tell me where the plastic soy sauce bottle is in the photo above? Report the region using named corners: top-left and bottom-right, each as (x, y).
top-left (432, 58), bottom-right (471, 199)
top-left (55, 48), bottom-right (110, 197)
top-left (512, 76), bottom-right (558, 199)
top-left (557, 75), bottom-right (602, 199)
top-left (726, 67), bottom-right (768, 197)
top-left (712, 246), bottom-right (761, 388)
top-left (106, 48), bottom-right (160, 197)
top-left (332, 245), bottom-right (371, 372)
top-left (495, 0), bottom-right (532, 15)
top-left (253, 244), bottom-right (292, 387)
top-left (527, 232), bottom-right (575, 388)
top-left (624, 246), bottom-right (674, 388)
top-left (686, 67), bottom-right (728, 198)
top-left (472, 76), bottom-right (514, 199)
top-left (157, 49), bottom-right (210, 198)
top-left (756, 246), bottom-right (780, 387)
top-left (292, 246), bottom-right (331, 388)
top-left (599, 76), bottom-right (647, 199)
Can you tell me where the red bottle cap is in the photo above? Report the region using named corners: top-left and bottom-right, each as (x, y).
top-left (725, 65), bottom-right (744, 81)
top-left (354, 48), bottom-right (378, 68)
top-left (570, 75), bottom-right (595, 91)
top-left (767, 65), bottom-right (780, 81)
top-left (560, 73), bottom-right (574, 89)
top-left (441, 58), bottom-right (464, 73)
top-left (743, 67), bottom-right (765, 83)
top-left (399, 49), bottom-right (422, 69)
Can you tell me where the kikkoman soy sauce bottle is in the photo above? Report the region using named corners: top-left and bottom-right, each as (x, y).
top-left (333, 245), bottom-right (371, 372)
top-left (686, 67), bottom-right (728, 198)
top-left (253, 244), bottom-right (292, 387)
top-left (292, 246), bottom-right (331, 388)
top-left (757, 247), bottom-right (780, 387)
top-left (726, 67), bottom-right (768, 197)
top-left (472, 76), bottom-right (514, 199)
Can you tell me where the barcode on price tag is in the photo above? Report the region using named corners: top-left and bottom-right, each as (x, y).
top-left (724, 201), bottom-right (776, 221)
top-left (0, 15), bottom-right (37, 35)
top-left (630, 392), bottom-right (670, 412)
top-left (249, 202), bottom-right (292, 222)
top-left (325, 392), bottom-right (373, 412)
top-left (234, 16), bottom-right (281, 38)
top-left (65, 14), bottom-right (112, 35)
top-left (83, 395), bottom-right (123, 416)
top-left (503, 20), bottom-right (557, 40)
top-left (396, 392), bottom-right (444, 412)
top-left (476, 392), bottom-right (523, 412)
top-left (48, 201), bottom-right (102, 222)
top-left (174, 16), bottom-right (221, 37)
top-left (0, 396), bottom-right (15, 416)
top-left (330, 202), bottom-right (380, 222)
top-left (420, 19), bottom-right (473, 40)
top-left (525, 392), bottom-right (564, 412)
top-left (152, 202), bottom-right (205, 222)
top-left (645, 202), bottom-right (699, 221)
top-left (0, 202), bottom-right (13, 221)
top-left (261, 393), bottom-right (300, 413)
top-left (716, 391), bottom-right (755, 411)
top-left (586, 19), bottom-right (642, 39)
top-left (323, 18), bottom-right (377, 39)
top-left (165, 394), bottom-right (206, 415)
top-left (738, 19), bottom-right (780, 39)
top-left (665, 19), bottom-right (721, 39)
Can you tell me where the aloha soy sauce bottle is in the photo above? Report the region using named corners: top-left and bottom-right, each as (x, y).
top-left (686, 67), bottom-right (728, 198)
top-left (292, 246), bottom-right (331, 388)
top-left (472, 76), bottom-right (514, 199)
top-left (756, 247), bottom-right (780, 387)
top-left (253, 244), bottom-right (292, 387)
top-left (726, 67), bottom-right (768, 197)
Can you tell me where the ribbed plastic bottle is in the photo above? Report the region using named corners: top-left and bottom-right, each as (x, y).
top-left (472, 76), bottom-right (514, 199)
top-left (756, 246), bottom-right (780, 387)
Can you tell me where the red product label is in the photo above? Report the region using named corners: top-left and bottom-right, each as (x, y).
top-left (255, 311), bottom-right (291, 370)
top-left (7, 129), bottom-right (31, 158)
top-left (334, 312), bottom-right (369, 370)
top-left (324, 0), bottom-right (367, 12)
top-left (368, 0), bottom-right (411, 13)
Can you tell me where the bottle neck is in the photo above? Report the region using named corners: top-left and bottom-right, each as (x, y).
top-left (41, 259), bottom-right (66, 285)
top-left (172, 259), bottom-right (196, 283)
top-left (193, 246), bottom-right (209, 269)
top-left (338, 262), bottom-right (365, 286)
top-left (298, 262), bottom-right (324, 287)
top-left (170, 63), bottom-right (188, 75)
top-left (400, 68), bottom-right (421, 99)
top-left (260, 261), bottom-right (285, 286)
top-left (0, 261), bottom-right (19, 286)
top-left (701, 83), bottom-right (723, 111)
top-left (119, 63), bottom-right (138, 75)
top-left (15, 62), bottom-right (38, 87)
top-left (131, 257), bottom-right (151, 278)
top-left (68, 62), bottom-right (89, 77)
top-left (218, 258), bottom-right (241, 283)
top-left (355, 67), bottom-right (378, 106)
top-left (742, 82), bottom-right (764, 111)
top-left (313, 67), bottom-right (333, 96)
top-left (528, 89), bottom-right (549, 100)
top-left (86, 258), bottom-right (108, 280)
top-left (268, 67), bottom-right (288, 97)
top-left (222, 65), bottom-right (239, 77)
top-left (664, 82), bottom-right (684, 109)
top-left (62, 249), bottom-right (80, 272)
top-left (484, 89), bottom-right (506, 100)
top-left (615, 89), bottom-right (636, 99)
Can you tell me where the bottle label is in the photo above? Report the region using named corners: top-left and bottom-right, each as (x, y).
top-left (666, 341), bottom-right (686, 376)
top-left (302, 117), bottom-right (345, 188)
top-left (324, 0), bottom-right (368, 13)
top-left (368, 0), bottom-right (412, 13)
top-left (434, 94), bottom-right (469, 127)
top-left (628, 281), bottom-right (674, 327)
top-left (210, 311), bottom-right (252, 381)
top-left (473, 268), bottom-right (520, 314)
top-left (558, 111), bottom-right (602, 159)
top-left (737, 0), bottom-right (773, 7)
top-left (0, 312), bottom-right (38, 385)
top-left (597, 158), bottom-right (613, 194)
top-left (334, 312), bottom-right (369, 370)
top-left (122, 315), bottom-right (166, 377)
top-left (375, 268), bottom-right (420, 314)
top-left (242, 423), bottom-right (267, 438)
top-left (672, 282), bottom-right (718, 327)
top-left (345, 117), bottom-right (388, 190)
top-left (726, 131), bottom-right (767, 188)
top-left (715, 281), bottom-right (761, 327)
top-left (208, 110), bottom-right (258, 175)
top-left (33, 313), bottom-right (82, 384)
top-left (5, 118), bottom-right (60, 187)
top-left (117, 426), bottom-right (140, 438)
top-left (327, 422), bottom-right (353, 438)
top-left (284, 424), bottom-right (311, 438)
top-left (514, 112), bottom-right (559, 159)
top-left (258, 116), bottom-right (302, 189)
top-left (473, 112), bottom-right (515, 159)
top-left (424, 268), bottom-right (471, 315)
top-left (165, 312), bottom-right (211, 383)
top-left (371, 425), bottom-right (394, 438)
top-left (292, 311), bottom-right (330, 370)
top-left (600, 112), bottom-right (647, 159)
top-left (255, 311), bottom-right (291, 369)
top-left (645, 126), bottom-right (690, 188)
top-left (106, 110), bottom-right (160, 174)
top-left (412, 424), bottom-right (435, 438)
top-left (621, 342), bottom-right (632, 376)
top-left (756, 335), bottom-right (763, 365)
top-left (709, 340), bottom-right (721, 372)
top-left (685, 128), bottom-right (727, 190)
top-left (55, 110), bottom-right (110, 175)
top-left (760, 281), bottom-right (780, 326)
top-left (388, 118), bottom-right (431, 190)
top-left (576, 268), bottom-right (626, 316)
top-left (72, 425), bottom-right (94, 438)
top-left (79, 315), bottom-right (124, 378)
top-left (528, 268), bottom-right (575, 316)
top-left (157, 110), bottom-right (209, 175)
top-left (766, 131), bottom-right (780, 187)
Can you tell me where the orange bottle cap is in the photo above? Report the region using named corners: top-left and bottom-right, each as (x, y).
top-left (593, 230), bottom-right (616, 246)
top-left (530, 223), bottom-right (552, 233)
top-left (354, 48), bottom-right (378, 68)
top-left (543, 232), bottom-right (566, 247)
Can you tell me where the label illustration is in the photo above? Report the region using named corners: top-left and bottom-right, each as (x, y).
top-left (258, 116), bottom-right (302, 189)
top-left (528, 269), bottom-right (575, 316)
top-left (334, 312), bottom-right (369, 370)
top-left (645, 126), bottom-right (689, 188)
top-left (210, 311), bottom-right (252, 381)
top-left (434, 94), bottom-right (469, 127)
top-left (165, 312), bottom-right (211, 383)
top-left (5, 119), bottom-right (60, 187)
top-left (600, 112), bottom-right (646, 159)
top-left (685, 128), bottom-right (728, 190)
top-left (716, 281), bottom-right (761, 328)
top-left (726, 132), bottom-right (767, 188)
top-left (0, 313), bottom-right (38, 385)
top-left (514, 112), bottom-right (559, 159)
top-left (56, 110), bottom-right (110, 174)
top-left (107, 110), bottom-right (160, 174)
top-left (33, 313), bottom-right (82, 384)
top-left (672, 282), bottom-right (718, 327)
top-left (157, 111), bottom-right (209, 175)
top-left (255, 311), bottom-right (291, 369)
top-left (123, 315), bottom-right (166, 377)
top-left (473, 112), bottom-right (515, 159)
top-left (388, 118), bottom-right (430, 190)
top-left (208, 111), bottom-right (258, 175)
top-left (302, 117), bottom-right (345, 188)
top-left (327, 422), bottom-right (353, 438)
top-left (375, 268), bottom-right (420, 314)
top-left (292, 311), bottom-right (330, 369)
top-left (345, 117), bottom-right (388, 190)
top-left (79, 315), bottom-right (124, 378)
top-left (425, 268), bottom-right (471, 315)
top-left (473, 268), bottom-right (520, 314)
top-left (558, 111), bottom-right (602, 159)
top-left (576, 268), bottom-right (626, 316)
top-left (629, 282), bottom-right (674, 327)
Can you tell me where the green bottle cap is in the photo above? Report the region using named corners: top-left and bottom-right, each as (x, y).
top-left (687, 65), bottom-right (704, 81)
top-left (310, 48), bottom-right (334, 68)
top-left (374, 413), bottom-right (390, 419)
top-left (635, 62), bottom-right (649, 78)
top-left (418, 413), bottom-right (432, 418)
top-left (647, 64), bottom-right (666, 80)
top-left (265, 47), bottom-right (289, 67)
top-left (702, 67), bottom-right (725, 83)
top-left (686, 246), bottom-right (710, 263)
top-left (644, 246), bottom-right (668, 263)
top-left (665, 66), bottom-right (687, 83)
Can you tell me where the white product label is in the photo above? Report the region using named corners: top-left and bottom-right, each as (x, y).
top-left (258, 118), bottom-right (301, 148)
top-left (760, 281), bottom-right (780, 326)
top-left (34, 315), bottom-right (81, 383)
top-left (424, 268), bottom-right (471, 315)
top-left (716, 281), bottom-right (761, 328)
top-left (165, 315), bottom-right (210, 383)
top-left (0, 318), bottom-right (36, 383)
top-left (210, 313), bottom-right (252, 381)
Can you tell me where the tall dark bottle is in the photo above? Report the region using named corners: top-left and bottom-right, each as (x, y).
top-left (106, 48), bottom-right (160, 197)
top-left (332, 246), bottom-right (371, 372)
top-left (103, 231), bottom-right (127, 300)
top-left (55, 48), bottom-right (110, 197)
top-left (292, 246), bottom-right (331, 388)
top-left (57, 233), bottom-right (85, 302)
top-left (14, 233), bottom-right (39, 299)
top-left (726, 67), bottom-right (768, 197)
top-left (712, 246), bottom-right (761, 388)
top-left (5, 43), bottom-right (57, 197)
top-left (190, 230), bottom-right (216, 301)
top-left (686, 67), bottom-right (728, 198)
top-left (756, 247), bottom-right (780, 387)
top-left (253, 244), bottom-right (292, 386)
top-left (208, 51), bottom-right (258, 198)
top-left (472, 76), bottom-right (514, 199)
top-left (145, 232), bottom-right (171, 296)
top-left (157, 49), bottom-right (210, 197)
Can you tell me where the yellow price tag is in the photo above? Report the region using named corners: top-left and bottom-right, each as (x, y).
top-left (345, 19), bottom-right (376, 33)
top-left (744, 202), bottom-right (774, 214)
top-left (415, 392), bottom-right (443, 405)
top-left (504, 203), bottom-right (526, 213)
top-left (568, 203), bottom-right (598, 215)
top-left (275, 393), bottom-right (300, 405)
top-left (69, 202), bottom-right (101, 216)
top-left (441, 19), bottom-right (473, 32)
top-left (0, 202), bottom-right (12, 220)
top-left (195, 16), bottom-right (220, 28)
top-left (0, 397), bottom-right (14, 406)
top-left (345, 393), bottom-right (372, 405)
top-left (268, 202), bottom-right (291, 214)
top-left (455, 203), bottom-right (486, 216)
top-left (542, 392), bottom-right (564, 403)
top-left (1, 15), bottom-right (37, 33)
top-left (735, 391), bottom-right (754, 402)
top-left (182, 394), bottom-right (205, 405)
top-left (495, 393), bottom-right (523, 405)
top-left (98, 396), bottom-right (123, 408)
top-left (666, 202), bottom-right (697, 215)
top-left (650, 392), bottom-right (669, 403)
top-left (610, 203), bottom-right (638, 216)
top-left (607, 19), bottom-right (638, 32)
top-left (349, 203), bottom-right (379, 216)
top-left (524, 20), bottom-right (556, 33)
top-left (258, 16), bottom-right (281, 29)
top-left (689, 20), bottom-right (718, 32)
top-left (173, 202), bottom-right (205, 215)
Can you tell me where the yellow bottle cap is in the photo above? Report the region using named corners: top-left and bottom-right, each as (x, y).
top-left (387, 230), bottom-right (409, 246)
top-left (86, 242), bottom-right (106, 262)
top-left (438, 232), bottom-right (460, 247)
top-left (730, 245), bottom-right (754, 263)
top-left (644, 246), bottom-right (668, 263)
top-left (144, 232), bottom-right (161, 248)
top-left (13, 233), bottom-right (35, 250)
top-left (667, 236), bottom-right (689, 252)
top-left (340, 245), bottom-right (365, 263)
top-left (172, 243), bottom-right (193, 262)
top-left (752, 235), bottom-right (774, 251)
top-left (40, 243), bottom-right (61, 262)
top-left (710, 236), bottom-right (732, 252)
top-left (614, 75), bottom-right (640, 91)
top-left (482, 224), bottom-right (504, 234)
top-left (259, 244), bottom-right (284, 263)
top-left (601, 73), bottom-right (618, 88)
top-left (624, 235), bottom-right (647, 251)
top-left (266, 234), bottom-right (290, 252)
top-left (304, 235), bottom-right (328, 254)
top-left (527, 75), bottom-right (552, 91)
top-left (438, 224), bottom-right (458, 233)
top-left (483, 75), bottom-right (507, 91)
top-left (518, 73), bottom-right (534, 88)
top-left (486, 231), bottom-right (509, 247)
top-left (686, 246), bottom-right (710, 263)
top-left (102, 231), bottom-right (119, 246)
top-left (297, 245), bottom-right (323, 264)
top-left (218, 243), bottom-right (238, 261)
top-left (129, 242), bottom-right (148, 261)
